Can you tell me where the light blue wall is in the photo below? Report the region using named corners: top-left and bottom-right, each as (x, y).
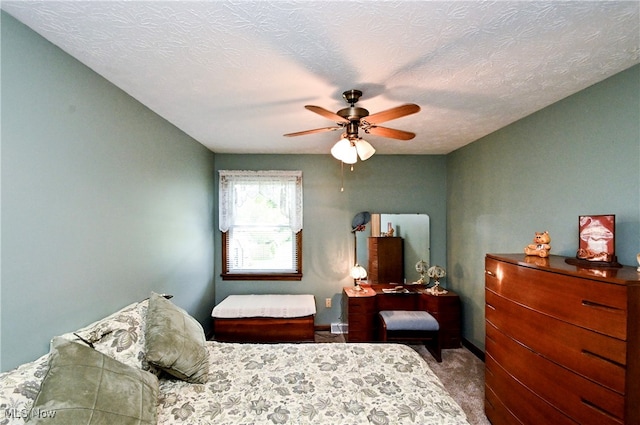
top-left (1, 13), bottom-right (216, 371)
top-left (2, 11), bottom-right (637, 372)
top-left (213, 154), bottom-right (447, 326)
top-left (447, 64), bottom-right (640, 351)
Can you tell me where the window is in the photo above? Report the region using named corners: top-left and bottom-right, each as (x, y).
top-left (219, 170), bottom-right (303, 280)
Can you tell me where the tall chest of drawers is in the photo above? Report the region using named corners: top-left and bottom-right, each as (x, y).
top-left (368, 237), bottom-right (403, 284)
top-left (484, 254), bottom-right (639, 425)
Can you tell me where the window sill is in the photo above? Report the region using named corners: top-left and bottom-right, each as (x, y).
top-left (221, 273), bottom-right (303, 281)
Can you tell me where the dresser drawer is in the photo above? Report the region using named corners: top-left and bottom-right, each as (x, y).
top-left (422, 293), bottom-right (460, 314)
top-left (346, 313), bottom-right (375, 342)
top-left (347, 297), bottom-right (375, 313)
top-left (348, 315), bottom-right (374, 329)
top-left (486, 289), bottom-right (626, 393)
top-left (347, 303), bottom-right (374, 315)
top-left (485, 382), bottom-right (526, 425)
top-left (485, 353), bottom-right (578, 425)
top-left (376, 293), bottom-right (417, 311)
top-left (487, 322), bottom-right (625, 425)
top-left (347, 313), bottom-right (369, 326)
top-left (485, 257), bottom-right (628, 339)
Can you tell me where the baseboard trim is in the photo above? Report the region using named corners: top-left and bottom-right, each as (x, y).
top-left (315, 325), bottom-right (331, 332)
top-left (462, 338), bottom-right (485, 362)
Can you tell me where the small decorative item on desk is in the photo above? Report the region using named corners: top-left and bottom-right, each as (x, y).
top-left (637, 253), bottom-right (640, 272)
top-left (577, 215), bottom-right (614, 262)
top-left (382, 222), bottom-right (395, 237)
top-left (566, 215), bottom-right (621, 268)
top-left (524, 231), bottom-right (551, 258)
top-left (414, 259), bottom-right (429, 284)
top-left (426, 265), bottom-right (448, 295)
top-left (524, 255), bottom-right (549, 267)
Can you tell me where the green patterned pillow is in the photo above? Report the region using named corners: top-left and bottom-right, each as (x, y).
top-left (57, 300), bottom-right (153, 372)
top-left (27, 337), bottom-right (158, 424)
top-left (145, 292), bottom-right (209, 384)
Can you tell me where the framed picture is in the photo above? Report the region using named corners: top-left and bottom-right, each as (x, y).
top-left (576, 215), bottom-right (616, 263)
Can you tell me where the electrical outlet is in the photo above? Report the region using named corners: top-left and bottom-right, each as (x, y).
top-left (325, 298), bottom-right (332, 308)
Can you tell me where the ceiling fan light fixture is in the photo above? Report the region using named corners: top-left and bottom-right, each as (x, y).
top-left (331, 138), bottom-right (357, 164)
top-left (354, 138), bottom-right (375, 161)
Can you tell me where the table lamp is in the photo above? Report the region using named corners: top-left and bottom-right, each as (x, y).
top-left (350, 264), bottom-right (367, 291)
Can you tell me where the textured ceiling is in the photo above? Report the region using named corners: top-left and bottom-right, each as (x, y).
top-left (2, 1), bottom-right (639, 155)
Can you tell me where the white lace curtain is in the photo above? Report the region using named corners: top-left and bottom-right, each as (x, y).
top-left (218, 170), bottom-right (303, 232)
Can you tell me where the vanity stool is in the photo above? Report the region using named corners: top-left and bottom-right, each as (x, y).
top-left (378, 310), bottom-right (442, 362)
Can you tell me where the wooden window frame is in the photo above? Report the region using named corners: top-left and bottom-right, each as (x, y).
top-left (221, 230), bottom-right (303, 281)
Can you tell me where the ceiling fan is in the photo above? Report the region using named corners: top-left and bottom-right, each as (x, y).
top-left (284, 89), bottom-right (420, 164)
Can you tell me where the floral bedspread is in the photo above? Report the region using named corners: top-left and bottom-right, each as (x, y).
top-left (157, 342), bottom-right (469, 425)
top-left (0, 298), bottom-right (469, 425)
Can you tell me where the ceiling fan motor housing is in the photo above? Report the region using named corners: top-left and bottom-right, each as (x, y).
top-left (338, 90), bottom-right (369, 138)
top-left (344, 121), bottom-right (361, 139)
top-left (342, 89), bottom-right (363, 105)
top-left (337, 106), bottom-right (369, 121)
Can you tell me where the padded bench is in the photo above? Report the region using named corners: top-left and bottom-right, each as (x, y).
top-left (211, 294), bottom-right (316, 343)
top-left (379, 310), bottom-right (442, 362)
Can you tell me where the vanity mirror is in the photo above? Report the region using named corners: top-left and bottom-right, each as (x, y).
top-left (354, 213), bottom-right (430, 284)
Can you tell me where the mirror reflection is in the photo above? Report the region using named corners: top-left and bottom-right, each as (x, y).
top-left (354, 213), bottom-right (430, 284)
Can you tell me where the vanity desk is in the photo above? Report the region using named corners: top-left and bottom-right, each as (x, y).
top-left (342, 284), bottom-right (461, 347)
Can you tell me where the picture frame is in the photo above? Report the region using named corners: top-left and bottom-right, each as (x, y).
top-left (568, 214), bottom-right (621, 268)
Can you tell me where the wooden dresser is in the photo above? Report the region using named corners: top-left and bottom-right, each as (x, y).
top-left (484, 254), bottom-right (639, 425)
top-left (368, 237), bottom-right (403, 284)
top-left (343, 285), bottom-right (461, 348)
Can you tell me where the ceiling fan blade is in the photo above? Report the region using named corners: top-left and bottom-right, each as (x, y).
top-left (305, 105), bottom-right (350, 123)
top-left (366, 126), bottom-right (416, 140)
top-left (283, 127), bottom-right (341, 137)
top-left (365, 104), bottom-right (420, 125)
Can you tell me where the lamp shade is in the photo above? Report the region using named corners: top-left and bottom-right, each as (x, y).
top-left (331, 138), bottom-right (357, 164)
top-left (350, 264), bottom-right (367, 280)
top-left (427, 265), bottom-right (446, 280)
top-left (354, 138), bottom-right (375, 161)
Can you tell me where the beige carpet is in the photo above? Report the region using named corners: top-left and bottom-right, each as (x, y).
top-left (314, 331), bottom-right (490, 425)
top-left (411, 345), bottom-right (490, 425)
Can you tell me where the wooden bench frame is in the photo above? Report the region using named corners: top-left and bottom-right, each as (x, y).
top-left (213, 315), bottom-right (315, 343)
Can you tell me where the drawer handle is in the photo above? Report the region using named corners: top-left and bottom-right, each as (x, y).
top-left (485, 270), bottom-right (496, 277)
top-left (581, 300), bottom-right (623, 312)
top-left (484, 393), bottom-right (494, 409)
top-left (486, 303), bottom-right (496, 311)
top-left (485, 333), bottom-right (496, 346)
top-left (581, 350), bottom-right (625, 369)
top-left (580, 398), bottom-right (621, 421)
top-left (485, 366), bottom-right (494, 379)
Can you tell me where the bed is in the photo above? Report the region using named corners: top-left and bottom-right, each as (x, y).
top-left (211, 294), bottom-right (316, 342)
top-left (0, 294), bottom-right (470, 425)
